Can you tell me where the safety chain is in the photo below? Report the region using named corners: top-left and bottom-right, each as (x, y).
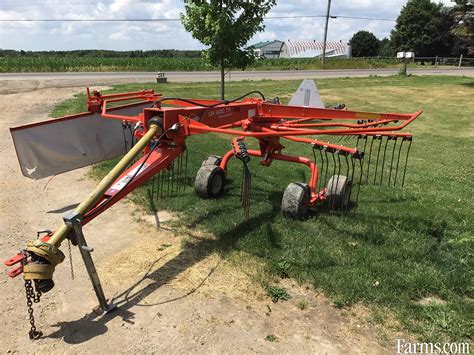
top-left (24, 279), bottom-right (42, 340)
top-left (67, 239), bottom-right (75, 280)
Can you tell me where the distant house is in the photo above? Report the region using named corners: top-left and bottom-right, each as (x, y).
top-left (280, 40), bottom-right (351, 58)
top-left (250, 40), bottom-right (284, 59)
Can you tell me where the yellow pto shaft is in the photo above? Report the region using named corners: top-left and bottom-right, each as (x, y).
top-left (24, 123), bottom-right (160, 286)
top-left (47, 123), bottom-right (159, 247)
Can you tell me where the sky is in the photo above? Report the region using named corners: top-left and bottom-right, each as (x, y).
top-left (0, 0), bottom-right (454, 51)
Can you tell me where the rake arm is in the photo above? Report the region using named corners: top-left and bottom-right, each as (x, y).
top-left (4, 88), bottom-right (421, 337)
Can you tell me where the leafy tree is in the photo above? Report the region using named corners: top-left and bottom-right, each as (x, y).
top-left (348, 31), bottom-right (380, 57)
top-left (181, 0), bottom-right (276, 99)
top-left (452, 0), bottom-right (474, 55)
top-left (378, 38), bottom-right (394, 57)
top-left (391, 0), bottom-right (456, 57)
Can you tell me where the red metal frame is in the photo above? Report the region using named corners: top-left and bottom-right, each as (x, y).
top-left (5, 88), bottom-right (422, 278)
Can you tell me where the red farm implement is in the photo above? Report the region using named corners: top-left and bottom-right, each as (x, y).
top-left (4, 85), bottom-right (421, 339)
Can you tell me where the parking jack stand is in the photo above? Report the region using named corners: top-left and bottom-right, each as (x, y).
top-left (63, 211), bottom-right (117, 316)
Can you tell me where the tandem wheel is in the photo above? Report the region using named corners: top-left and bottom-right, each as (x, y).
top-left (195, 156), bottom-right (226, 199)
top-left (281, 182), bottom-right (311, 220)
top-left (201, 155), bottom-right (222, 167)
top-left (325, 175), bottom-right (351, 210)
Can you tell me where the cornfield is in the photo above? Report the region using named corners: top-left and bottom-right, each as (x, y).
top-left (0, 56), bottom-right (405, 73)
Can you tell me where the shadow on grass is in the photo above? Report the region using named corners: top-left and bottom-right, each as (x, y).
top-left (45, 191), bottom-right (284, 344)
top-left (460, 81), bottom-right (474, 88)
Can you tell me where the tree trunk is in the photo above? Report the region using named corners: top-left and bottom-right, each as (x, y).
top-left (220, 59), bottom-right (225, 100)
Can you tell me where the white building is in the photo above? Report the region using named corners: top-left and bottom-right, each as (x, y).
top-left (251, 40), bottom-right (285, 58)
top-left (280, 40), bottom-right (351, 58)
top-left (249, 39), bottom-right (351, 59)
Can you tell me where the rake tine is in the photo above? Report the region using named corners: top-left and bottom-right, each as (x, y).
top-left (318, 147), bottom-right (325, 193)
top-left (334, 153), bottom-right (342, 211)
top-left (330, 151), bottom-right (337, 210)
top-left (179, 153), bottom-right (183, 192)
top-left (240, 162), bottom-right (244, 202)
top-left (344, 154), bottom-right (350, 212)
top-left (359, 135), bottom-right (368, 184)
top-left (177, 153), bottom-right (183, 193)
top-left (365, 136), bottom-right (375, 185)
top-left (347, 156), bottom-right (355, 212)
top-left (174, 155), bottom-right (178, 194)
top-left (393, 138), bottom-right (405, 187)
top-left (379, 136), bottom-right (390, 185)
top-left (176, 154), bottom-right (180, 193)
top-left (373, 135), bottom-right (383, 185)
top-left (170, 161), bottom-right (175, 195)
top-left (324, 148), bottom-right (330, 190)
top-left (355, 158), bottom-right (363, 205)
top-left (160, 169), bottom-right (165, 198)
top-left (167, 165), bottom-right (171, 196)
top-left (401, 137), bottom-right (413, 187)
top-left (184, 147), bottom-right (189, 186)
top-left (241, 162), bottom-right (251, 219)
top-left (388, 137), bottom-right (398, 185)
top-left (312, 146), bottom-right (321, 193)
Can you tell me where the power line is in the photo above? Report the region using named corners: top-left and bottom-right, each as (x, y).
top-left (0, 15), bottom-right (396, 22)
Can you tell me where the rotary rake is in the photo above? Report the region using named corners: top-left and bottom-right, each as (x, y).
top-left (4, 86), bottom-right (421, 339)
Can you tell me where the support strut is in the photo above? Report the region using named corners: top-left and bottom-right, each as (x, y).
top-left (63, 210), bottom-right (116, 315)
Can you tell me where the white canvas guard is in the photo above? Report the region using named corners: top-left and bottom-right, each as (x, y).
top-left (10, 102), bottom-right (150, 180)
top-left (289, 79), bottom-right (325, 108)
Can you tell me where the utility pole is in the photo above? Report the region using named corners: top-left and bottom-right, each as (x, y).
top-left (321, 0), bottom-right (332, 69)
top-left (219, 0), bottom-right (225, 100)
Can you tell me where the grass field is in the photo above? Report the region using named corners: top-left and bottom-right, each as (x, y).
top-left (52, 75), bottom-right (473, 343)
top-left (1, 56), bottom-right (408, 73)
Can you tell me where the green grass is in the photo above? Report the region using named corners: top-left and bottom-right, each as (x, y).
top-left (1, 56), bottom-right (421, 73)
top-left (51, 76), bottom-right (474, 342)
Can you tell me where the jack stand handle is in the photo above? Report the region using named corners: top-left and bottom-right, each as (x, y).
top-left (63, 211), bottom-right (117, 315)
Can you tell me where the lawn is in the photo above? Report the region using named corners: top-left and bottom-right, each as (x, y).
top-left (52, 75), bottom-right (473, 343)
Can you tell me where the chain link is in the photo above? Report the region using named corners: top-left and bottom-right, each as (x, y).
top-left (24, 279), bottom-right (43, 340)
top-left (67, 239), bottom-right (74, 280)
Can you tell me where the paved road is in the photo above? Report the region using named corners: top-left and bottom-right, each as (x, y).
top-left (1, 68), bottom-right (472, 94)
top-left (1, 68), bottom-right (473, 82)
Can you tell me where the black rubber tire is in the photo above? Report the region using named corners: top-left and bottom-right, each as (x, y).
top-left (281, 182), bottom-right (311, 220)
top-left (201, 155), bottom-right (222, 167)
top-left (194, 165), bottom-right (225, 199)
top-left (325, 175), bottom-right (351, 210)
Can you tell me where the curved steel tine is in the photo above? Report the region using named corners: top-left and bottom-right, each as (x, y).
top-left (240, 162), bottom-right (244, 202)
top-left (335, 154), bottom-right (342, 211)
top-left (373, 135), bottom-right (383, 185)
top-left (344, 154), bottom-right (350, 212)
top-left (324, 148), bottom-right (330, 191)
top-left (401, 138), bottom-right (413, 187)
top-left (347, 156), bottom-right (355, 211)
top-left (330, 152), bottom-right (337, 210)
top-left (312, 146), bottom-right (318, 191)
top-left (179, 151), bottom-right (184, 191)
top-left (313, 146), bottom-right (322, 193)
top-left (167, 165), bottom-right (171, 196)
top-left (184, 148), bottom-right (189, 186)
top-left (176, 153), bottom-right (181, 193)
top-left (355, 158), bottom-right (363, 206)
top-left (366, 136), bottom-right (375, 185)
top-left (388, 137), bottom-right (398, 185)
top-left (318, 148), bottom-right (325, 192)
top-left (379, 136), bottom-right (390, 185)
top-left (393, 138), bottom-right (405, 187)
